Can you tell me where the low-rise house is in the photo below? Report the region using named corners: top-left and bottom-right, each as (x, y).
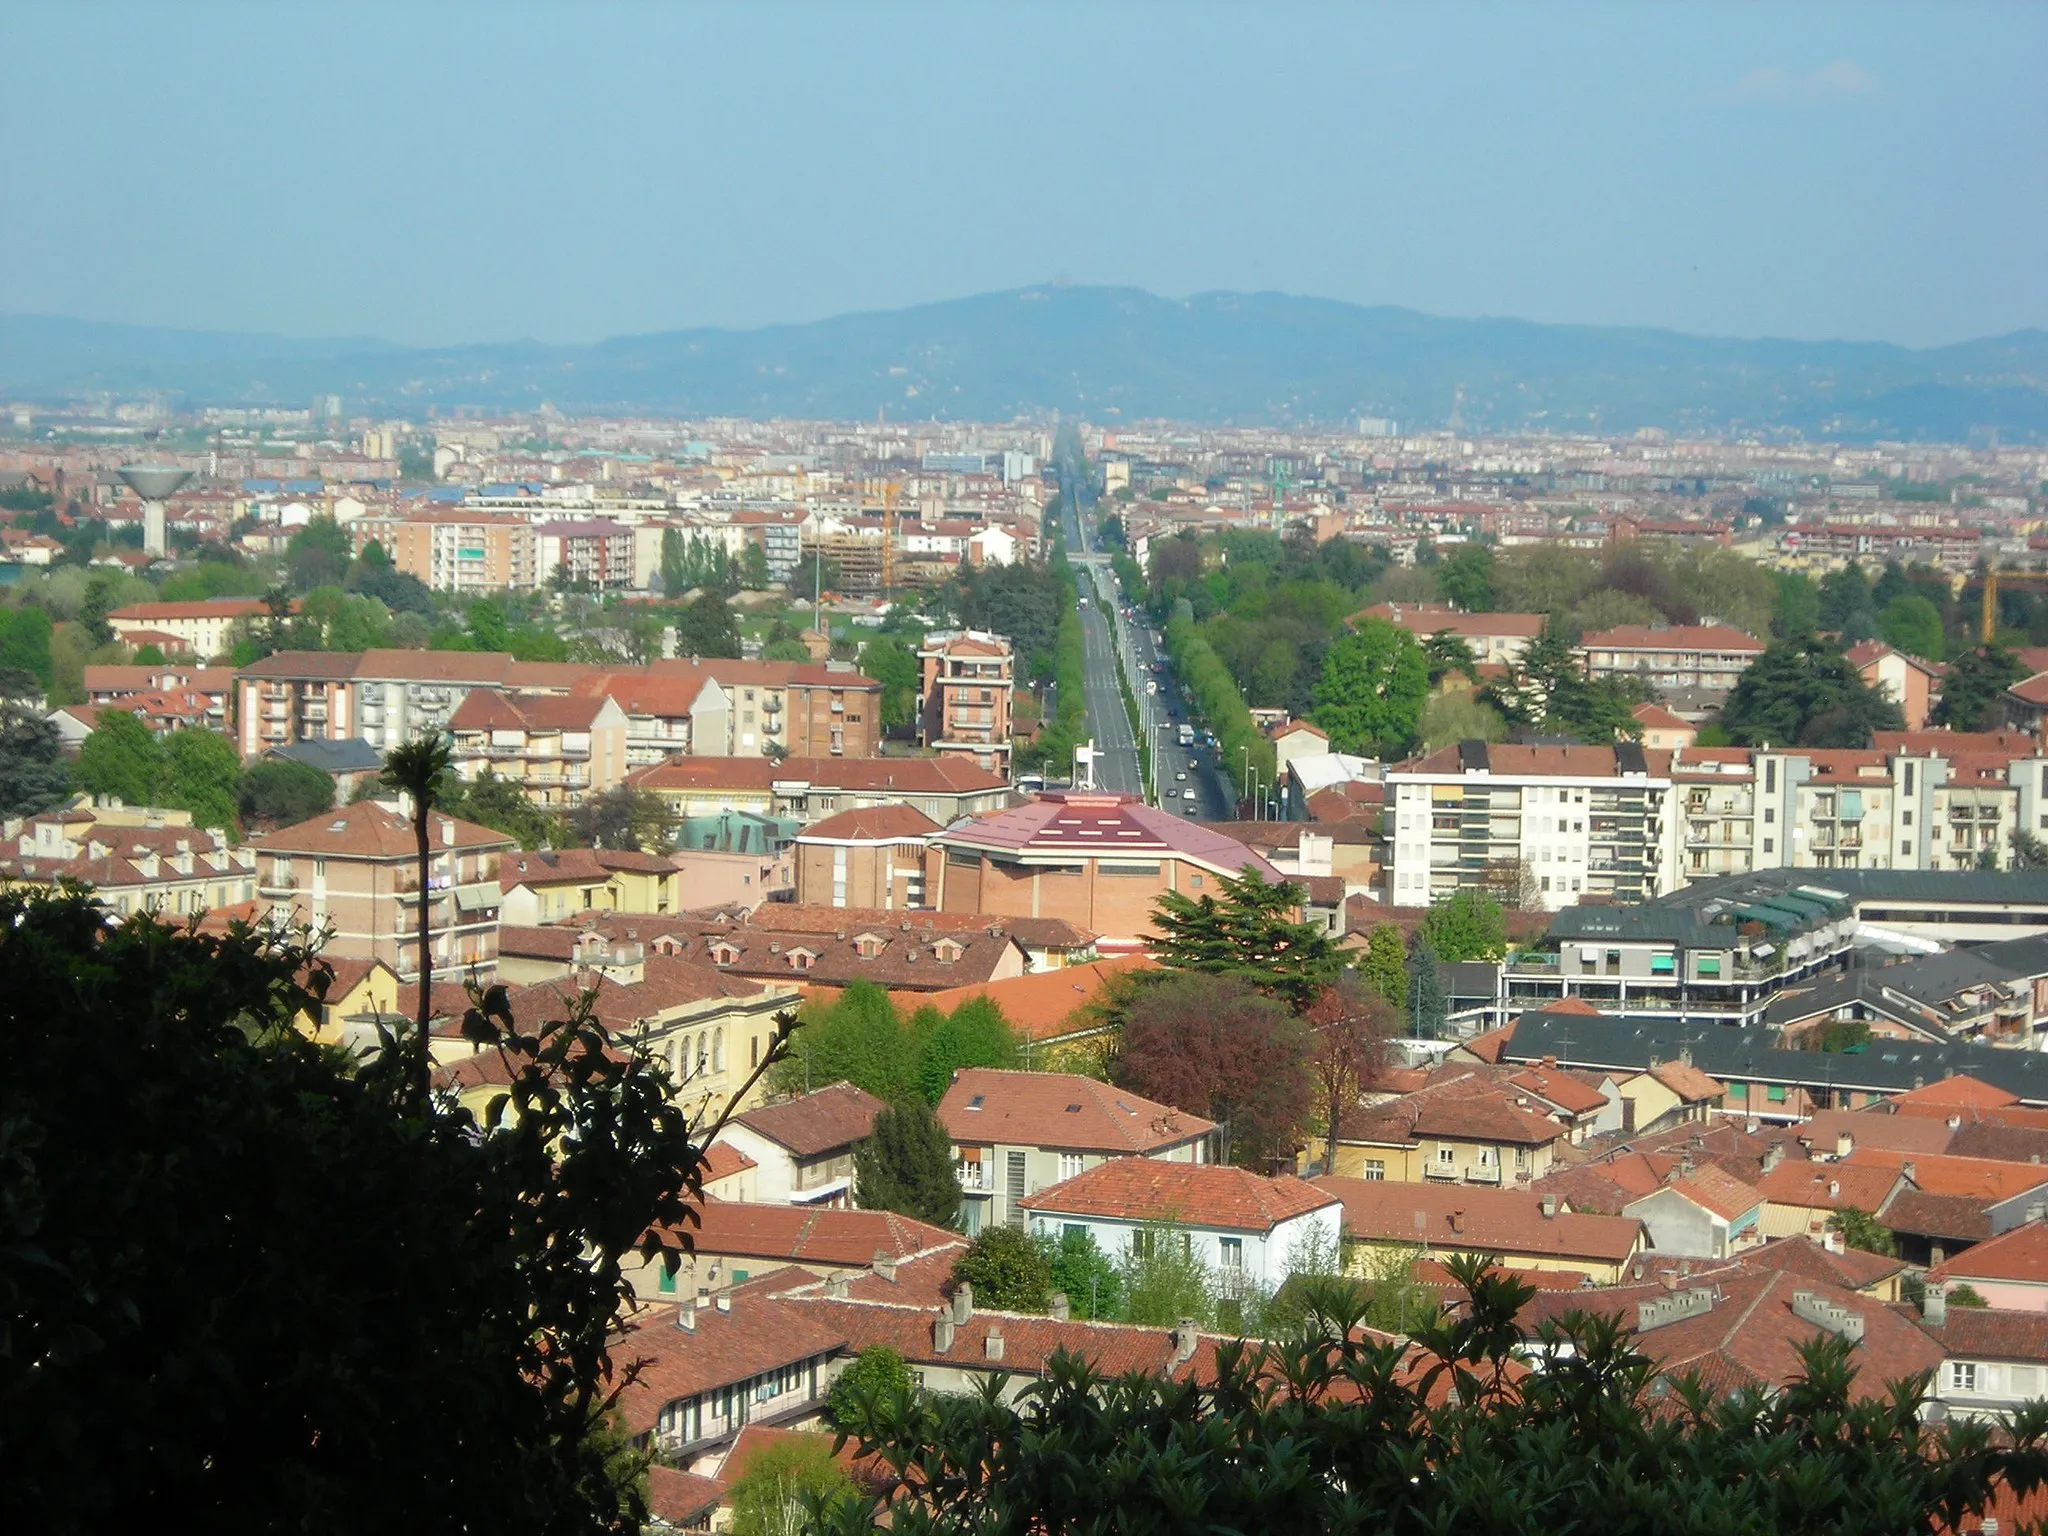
top-left (1311, 1175), bottom-right (1648, 1282)
top-left (937, 1069), bottom-right (1215, 1235)
top-left (1353, 603), bottom-right (1545, 668)
top-left (1847, 640), bottom-right (1940, 731)
top-left (1325, 1076), bottom-right (1568, 1185)
top-left (715, 1083), bottom-right (887, 1207)
top-left (1854, 1149), bottom-right (2048, 1265)
top-left (1756, 1157), bottom-right (1907, 1241)
top-left (617, 1289), bottom-right (846, 1467)
top-left (1927, 1222), bottom-right (2048, 1313)
top-left (1919, 1301), bottom-right (2048, 1423)
top-left (1622, 1164), bottom-right (1765, 1260)
top-left (626, 1206), bottom-right (958, 1303)
top-left (626, 754), bottom-right (1011, 826)
top-left (0, 800), bottom-right (258, 918)
top-left (1018, 1160), bottom-right (1342, 1301)
top-left (498, 847), bottom-right (685, 925)
top-left (1739, 1233), bottom-right (1908, 1302)
top-left (108, 596), bottom-right (281, 658)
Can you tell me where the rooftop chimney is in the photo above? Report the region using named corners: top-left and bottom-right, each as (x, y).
top-left (1449, 1209), bottom-right (1464, 1235)
top-left (674, 1301), bottom-right (696, 1332)
top-left (1790, 1289), bottom-right (1865, 1344)
top-left (1762, 1141), bottom-right (1786, 1175)
top-left (873, 1249), bottom-right (898, 1284)
top-left (1947, 1115), bottom-right (1963, 1132)
top-left (715, 1292), bottom-right (730, 1313)
top-left (1170, 1318), bottom-right (1199, 1367)
top-left (951, 1281), bottom-right (974, 1325)
top-left (933, 1314), bottom-right (955, 1353)
top-left (984, 1325), bottom-right (1005, 1362)
top-left (1636, 1288), bottom-right (1715, 1332)
top-left (825, 1274), bottom-right (849, 1300)
top-left (1924, 1283), bottom-right (1947, 1327)
top-left (1540, 1195), bottom-right (1558, 1219)
top-left (1901, 1161), bottom-right (1918, 1185)
top-left (1836, 1132), bottom-right (1853, 1159)
top-left (1048, 1292), bottom-right (1071, 1321)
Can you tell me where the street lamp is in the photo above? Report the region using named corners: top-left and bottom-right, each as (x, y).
top-left (1240, 745), bottom-right (1251, 812)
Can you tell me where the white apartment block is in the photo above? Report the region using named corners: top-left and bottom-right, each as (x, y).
top-left (1386, 741), bottom-right (1674, 913)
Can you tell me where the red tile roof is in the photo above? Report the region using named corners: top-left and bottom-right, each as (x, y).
top-left (1847, 1147), bottom-right (2048, 1203)
top-left (1927, 1221), bottom-right (2048, 1286)
top-left (889, 954), bottom-right (1159, 1041)
top-left (1757, 1161), bottom-right (1903, 1213)
top-left (798, 804), bottom-right (943, 841)
top-left (612, 1295), bottom-right (847, 1434)
top-left (1580, 623), bottom-right (1763, 652)
top-left (1655, 1164), bottom-right (1765, 1223)
top-left (663, 1202), bottom-right (956, 1268)
top-left (1884, 1075), bottom-right (2020, 1114)
top-left (1315, 1176), bottom-right (1646, 1264)
top-left (252, 799), bottom-right (517, 858)
top-left (1020, 1160), bottom-right (1338, 1234)
top-left (938, 1069), bottom-right (1213, 1155)
top-left (448, 687), bottom-right (614, 733)
top-left (1740, 1234), bottom-right (1906, 1293)
top-left (731, 1083), bottom-right (885, 1159)
top-left (937, 793), bottom-right (1282, 878)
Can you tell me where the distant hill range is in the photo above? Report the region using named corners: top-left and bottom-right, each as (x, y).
top-left (5, 287), bottom-right (2046, 441)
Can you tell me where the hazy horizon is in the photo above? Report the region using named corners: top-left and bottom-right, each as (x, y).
top-left (2, 1), bottom-right (2043, 351)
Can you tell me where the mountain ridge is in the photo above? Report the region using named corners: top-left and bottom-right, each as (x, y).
top-left (5, 287), bottom-right (2045, 440)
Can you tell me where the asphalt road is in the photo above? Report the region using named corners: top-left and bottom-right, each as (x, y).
top-left (1058, 480), bottom-right (1239, 818)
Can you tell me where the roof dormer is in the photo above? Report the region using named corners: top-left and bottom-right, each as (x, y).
top-left (787, 946), bottom-right (819, 972)
top-left (852, 931), bottom-right (887, 959)
top-left (932, 936), bottom-right (965, 964)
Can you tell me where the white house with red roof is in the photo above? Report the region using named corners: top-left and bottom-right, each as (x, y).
top-left (927, 791), bottom-right (1286, 951)
top-left (1019, 1160), bottom-right (1342, 1299)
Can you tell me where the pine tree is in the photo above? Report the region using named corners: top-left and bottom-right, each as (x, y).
top-left (1360, 924), bottom-right (1409, 1008)
top-left (1408, 939), bottom-right (1447, 1040)
top-left (854, 1097), bottom-right (961, 1229)
top-left (1149, 866), bottom-right (1340, 1010)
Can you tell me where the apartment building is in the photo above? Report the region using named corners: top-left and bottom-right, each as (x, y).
top-left (1847, 641), bottom-right (1940, 731)
top-left (446, 689), bottom-right (629, 808)
top-left (916, 629), bottom-right (1013, 773)
top-left (534, 519), bottom-right (637, 589)
top-left (0, 800), bottom-right (257, 918)
top-left (792, 804), bottom-right (941, 909)
top-left (253, 800), bottom-right (516, 984)
top-left (352, 509), bottom-right (537, 594)
top-left (107, 597), bottom-right (278, 659)
top-left (84, 663), bottom-right (232, 724)
top-left (627, 755), bottom-right (1012, 827)
top-left (1386, 741), bottom-right (1674, 912)
top-left (638, 658), bottom-right (883, 759)
top-left (927, 792), bottom-right (1285, 951)
top-left (1353, 603), bottom-right (1545, 667)
top-left (1502, 873), bottom-right (1857, 1025)
top-left (1578, 624), bottom-right (1764, 696)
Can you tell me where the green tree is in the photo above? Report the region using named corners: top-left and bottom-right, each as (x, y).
top-left (1360, 924), bottom-right (1409, 1007)
top-left (913, 997), bottom-right (1022, 1105)
top-left (1433, 543), bottom-right (1495, 612)
top-left (1934, 645), bottom-right (2028, 732)
top-left (158, 727), bottom-right (242, 831)
top-left (1721, 636), bottom-right (1905, 748)
top-left (1119, 1222), bottom-right (1216, 1326)
top-left (1772, 570), bottom-right (1822, 640)
top-left (1408, 938), bottom-right (1448, 1038)
top-left (1039, 1225), bottom-right (1122, 1320)
top-left (237, 757), bottom-right (335, 828)
top-left (1148, 865), bottom-right (1340, 1010)
top-left (131, 642), bottom-right (166, 665)
top-left (1947, 1283), bottom-right (1990, 1309)
top-left (854, 1095), bottom-right (961, 1228)
top-left (950, 1226), bottom-right (1052, 1312)
top-left (381, 736), bottom-right (452, 1102)
top-left (1418, 888), bottom-right (1507, 962)
top-left (671, 590), bottom-right (743, 659)
top-left (1819, 563), bottom-right (1876, 637)
top-left (466, 598), bottom-right (512, 652)
top-left (0, 699), bottom-right (71, 815)
top-left (448, 766), bottom-right (562, 850)
top-left (1489, 544), bottom-right (1600, 614)
top-left (2014, 829), bottom-right (2048, 871)
top-left (728, 1436), bottom-right (856, 1536)
top-left (857, 634), bottom-right (920, 733)
top-left (78, 573), bottom-right (122, 646)
top-left (3, 883), bottom-right (793, 1535)
top-left (567, 785), bottom-right (675, 852)
top-left (285, 515), bottom-right (353, 592)
top-left (1310, 619), bottom-right (1429, 756)
top-left (826, 1347), bottom-right (912, 1431)
top-left (819, 1255), bottom-right (2043, 1536)
top-left (1827, 1206), bottom-right (1897, 1257)
top-left (0, 606), bottom-right (56, 692)
top-left (739, 541), bottom-right (771, 591)
top-left (775, 981), bottom-right (917, 1103)
top-left (1417, 691), bottom-right (1506, 750)
top-left (1878, 594), bottom-right (1945, 662)
top-left (74, 709), bottom-right (162, 806)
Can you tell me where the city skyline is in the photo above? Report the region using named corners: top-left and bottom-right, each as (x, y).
top-left (0, 2), bottom-right (2042, 350)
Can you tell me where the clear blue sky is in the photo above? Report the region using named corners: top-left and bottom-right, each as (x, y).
top-left (2, 1), bottom-right (2042, 349)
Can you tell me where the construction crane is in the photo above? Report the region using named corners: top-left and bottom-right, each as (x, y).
top-left (880, 480), bottom-right (902, 597)
top-left (1985, 566), bottom-right (1998, 645)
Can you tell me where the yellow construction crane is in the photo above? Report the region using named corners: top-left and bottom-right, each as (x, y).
top-left (880, 480), bottom-right (902, 597)
top-left (1984, 565), bottom-right (1999, 645)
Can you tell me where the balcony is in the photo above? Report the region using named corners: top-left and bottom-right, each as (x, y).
top-left (1465, 1165), bottom-right (1503, 1185)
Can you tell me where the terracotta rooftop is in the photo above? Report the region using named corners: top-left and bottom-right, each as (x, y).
top-left (1927, 1220), bottom-right (2048, 1286)
top-left (730, 1082), bottom-right (885, 1159)
top-left (1757, 1160), bottom-right (1903, 1213)
top-left (1654, 1164), bottom-right (1765, 1223)
top-left (1846, 1147), bottom-right (2048, 1203)
top-left (1741, 1234), bottom-right (1907, 1293)
top-left (938, 1069), bottom-right (1214, 1156)
top-left (613, 1293), bottom-right (847, 1435)
top-left (657, 1203), bottom-right (956, 1269)
top-left (448, 687), bottom-right (614, 733)
top-left (887, 954), bottom-right (1159, 1041)
top-left (1579, 623), bottom-right (1763, 652)
top-left (1020, 1160), bottom-right (1338, 1234)
top-left (1913, 1305), bottom-right (2048, 1365)
top-left (797, 804), bottom-right (943, 842)
top-left (934, 792), bottom-right (1283, 881)
top-left (1315, 1175), bottom-right (1646, 1263)
top-left (253, 799), bottom-right (516, 859)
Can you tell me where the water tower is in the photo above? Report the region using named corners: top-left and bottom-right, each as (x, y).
top-left (117, 464), bottom-right (194, 559)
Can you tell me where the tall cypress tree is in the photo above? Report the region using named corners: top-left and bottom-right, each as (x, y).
top-left (1408, 939), bottom-right (1448, 1040)
top-left (854, 1097), bottom-right (961, 1229)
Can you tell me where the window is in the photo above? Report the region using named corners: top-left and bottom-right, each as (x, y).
top-left (1058, 1153), bottom-right (1085, 1182)
top-left (1763, 838), bottom-right (1775, 855)
top-left (1363, 1159), bottom-right (1385, 1180)
top-left (1765, 760), bottom-right (1777, 794)
top-left (1763, 807), bottom-right (1775, 824)
top-left (1478, 1145), bottom-right (1498, 1167)
top-left (1514, 1146), bottom-right (1527, 1168)
top-left (1766, 1084), bottom-right (1787, 1104)
top-left (1902, 841), bottom-right (1913, 858)
top-left (1436, 1146), bottom-right (1456, 1165)
top-left (1063, 1223), bottom-right (1085, 1243)
top-left (1950, 1362), bottom-right (1978, 1393)
top-left (1219, 1237), bottom-right (1243, 1271)
top-left (1901, 809), bottom-right (1912, 827)
top-left (657, 1267), bottom-right (676, 1294)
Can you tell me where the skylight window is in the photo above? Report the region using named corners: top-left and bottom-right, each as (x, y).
top-left (967, 1095), bottom-right (984, 1110)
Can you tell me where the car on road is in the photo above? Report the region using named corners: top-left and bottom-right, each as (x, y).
top-left (1182, 788), bottom-right (1197, 801)
top-left (1176, 771), bottom-right (1187, 782)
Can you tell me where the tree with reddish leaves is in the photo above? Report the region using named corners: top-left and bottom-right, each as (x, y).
top-left (1303, 977), bottom-right (1396, 1177)
top-left (1113, 971), bottom-right (1310, 1168)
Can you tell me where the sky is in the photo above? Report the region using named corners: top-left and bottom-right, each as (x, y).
top-left (1, 1), bottom-right (2043, 350)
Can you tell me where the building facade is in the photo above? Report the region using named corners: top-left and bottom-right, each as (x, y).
top-left (916, 629), bottom-right (1014, 774)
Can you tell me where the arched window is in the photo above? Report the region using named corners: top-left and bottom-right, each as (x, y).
top-left (669, 1037), bottom-right (685, 1080)
top-left (696, 1032), bottom-right (709, 1075)
top-left (713, 1028), bottom-right (725, 1073)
